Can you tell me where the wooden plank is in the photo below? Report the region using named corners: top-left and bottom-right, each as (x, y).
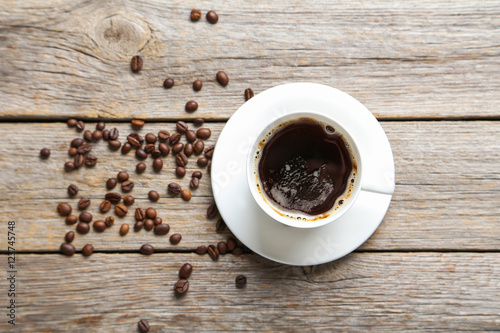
top-left (1, 0), bottom-right (499, 120)
top-left (1, 252), bottom-right (498, 331)
top-left (1, 121), bottom-right (499, 252)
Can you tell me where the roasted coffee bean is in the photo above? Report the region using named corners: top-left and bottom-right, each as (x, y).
top-left (131, 119), bottom-right (145, 128)
top-left (196, 245), bottom-right (207, 255)
top-left (134, 221), bottom-right (143, 231)
top-left (84, 130), bottom-right (93, 142)
top-left (174, 279), bottom-right (189, 294)
top-left (193, 118), bottom-right (205, 127)
top-left (65, 231), bottom-right (75, 243)
top-left (170, 233), bottom-right (182, 244)
top-left (176, 166), bottom-right (186, 178)
top-left (123, 195), bottom-right (135, 206)
top-left (121, 142), bottom-right (132, 154)
top-left (227, 237), bottom-right (237, 251)
top-left (74, 154), bottom-right (84, 168)
top-left (120, 223), bottom-right (129, 235)
top-left (176, 152), bottom-right (188, 167)
top-left (235, 275), bottom-right (247, 287)
top-left (84, 154), bottom-right (97, 167)
top-left (158, 142), bottom-right (170, 156)
top-left (192, 171), bottom-right (203, 179)
top-left (144, 143), bottom-right (155, 154)
top-left (144, 219), bottom-right (154, 231)
top-left (151, 149), bottom-right (161, 158)
top-left (163, 78), bottom-right (174, 89)
top-left (217, 241), bottom-right (228, 255)
top-left (216, 70), bottom-right (228, 85)
top-left (108, 140), bottom-right (121, 150)
top-left (135, 208), bottom-right (146, 221)
top-left (67, 184), bottom-right (79, 197)
top-left (190, 8), bottom-right (202, 21)
top-left (193, 140), bottom-right (205, 155)
top-left (207, 245), bottom-right (220, 260)
top-left (216, 219), bottom-right (226, 232)
top-left (60, 243), bottom-right (76, 256)
top-left (77, 144), bottom-right (92, 155)
top-left (140, 244), bottom-right (154, 255)
top-left (127, 133), bottom-right (144, 147)
top-left (78, 198), bottom-right (91, 210)
top-left (168, 183), bottom-right (182, 195)
top-left (79, 211), bottom-right (93, 223)
top-left (179, 263), bottom-right (193, 279)
top-left (158, 130), bottom-right (170, 141)
top-left (146, 207), bottom-right (157, 219)
top-left (138, 319), bottom-right (150, 333)
top-left (148, 190), bottom-right (159, 202)
top-left (76, 120), bottom-right (85, 131)
top-left (82, 244), bottom-right (94, 256)
top-left (135, 148), bottom-right (147, 160)
top-left (68, 147), bottom-right (77, 157)
top-left (207, 161), bottom-right (212, 173)
top-left (184, 143), bottom-right (194, 157)
top-left (204, 145), bottom-right (215, 158)
top-left (65, 215), bottom-right (78, 225)
top-left (232, 247), bottom-right (243, 255)
top-left (190, 177), bottom-right (199, 189)
top-left (186, 130), bottom-right (197, 143)
top-left (207, 203), bottom-right (218, 218)
top-left (196, 128), bottom-right (211, 139)
top-left (40, 148), bottom-right (50, 158)
top-left (136, 162), bottom-right (146, 173)
top-left (102, 129), bottom-right (110, 141)
top-left (68, 118), bottom-right (77, 127)
top-left (105, 192), bottom-right (121, 204)
top-left (131, 55), bottom-right (143, 72)
top-left (71, 138), bottom-right (84, 148)
top-left (176, 121), bottom-right (188, 133)
top-left (96, 121), bottom-right (106, 131)
top-left (143, 133), bottom-right (156, 144)
top-left (185, 100), bottom-right (198, 112)
top-left (100, 200), bottom-right (112, 213)
top-left (172, 143), bottom-right (184, 154)
top-left (121, 180), bottom-right (134, 192)
top-left (153, 158), bottom-right (163, 171)
top-left (106, 178), bottom-right (117, 189)
top-left (117, 171), bottom-right (129, 182)
top-left (154, 223), bottom-right (170, 235)
top-left (244, 88), bottom-right (254, 101)
top-left (92, 130), bottom-right (102, 141)
top-left (153, 217), bottom-right (162, 225)
top-left (93, 220), bottom-right (106, 232)
top-left (109, 128), bottom-right (119, 140)
top-left (207, 10), bottom-right (219, 24)
top-left (197, 157), bottom-right (208, 167)
top-left (115, 204), bottom-right (128, 217)
top-left (76, 222), bottom-right (90, 234)
top-left (181, 190), bottom-right (192, 201)
top-left (193, 80), bottom-right (202, 91)
top-left (169, 132), bottom-right (181, 145)
top-left (105, 216), bottom-right (115, 227)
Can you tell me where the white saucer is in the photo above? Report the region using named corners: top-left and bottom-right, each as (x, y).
top-left (211, 83), bottom-right (395, 266)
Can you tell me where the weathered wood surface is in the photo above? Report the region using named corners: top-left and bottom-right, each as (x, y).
top-left (1, 252), bottom-right (498, 332)
top-left (0, 121), bottom-right (499, 252)
top-left (1, 0), bottom-right (499, 120)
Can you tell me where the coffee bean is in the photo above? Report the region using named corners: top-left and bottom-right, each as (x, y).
top-left (193, 118), bottom-right (205, 127)
top-left (158, 142), bottom-right (170, 156)
top-left (73, 154), bottom-right (84, 168)
top-left (65, 161), bottom-right (75, 172)
top-left (108, 140), bottom-right (121, 150)
top-left (149, 190), bottom-right (160, 202)
top-left (216, 219), bottom-right (226, 232)
top-left (216, 70), bottom-right (228, 86)
top-left (232, 247), bottom-right (243, 255)
top-left (78, 198), bottom-right (91, 210)
top-left (176, 152), bottom-right (188, 167)
top-left (40, 148), bottom-right (50, 158)
top-left (172, 143), bottom-right (184, 154)
top-left (207, 245), bottom-right (220, 260)
top-left (134, 221), bottom-right (143, 231)
top-left (68, 118), bottom-right (77, 127)
top-left (176, 121), bottom-right (188, 133)
top-left (168, 183), bottom-right (182, 195)
top-left (244, 88), bottom-right (254, 101)
top-left (185, 130), bottom-right (197, 143)
top-left (174, 279), bottom-right (189, 294)
top-left (121, 180), bottom-right (134, 192)
top-left (117, 171), bottom-right (129, 182)
top-left (163, 78), bottom-right (174, 89)
top-left (179, 263), bottom-right (193, 279)
top-left (184, 143), bottom-right (194, 157)
top-left (76, 222), bottom-right (90, 234)
top-left (76, 120), bottom-right (85, 131)
top-left (65, 231), bottom-right (75, 243)
top-left (146, 207), bottom-right (157, 219)
top-left (196, 128), bottom-right (211, 140)
top-left (68, 147), bottom-right (77, 157)
top-left (189, 177), bottom-right (199, 189)
top-left (120, 223), bottom-right (129, 235)
top-left (109, 128), bottom-right (119, 140)
top-left (226, 237), bottom-right (237, 251)
top-left (136, 148), bottom-right (148, 160)
top-left (96, 121), bottom-right (106, 131)
top-left (84, 130), bottom-right (93, 142)
top-left (102, 129), bottom-right (110, 141)
top-left (145, 133), bottom-right (157, 144)
top-left (185, 100), bottom-right (198, 112)
top-left (105, 192), bottom-right (122, 204)
top-left (176, 166), bottom-right (186, 178)
top-left (71, 138), bottom-right (84, 148)
top-left (127, 133), bottom-right (144, 147)
top-left (190, 8), bottom-right (202, 21)
top-left (84, 154), bottom-right (97, 167)
top-left (93, 220), bottom-right (106, 232)
top-left (206, 10), bottom-right (219, 24)
top-left (207, 203), bottom-right (218, 218)
top-left (92, 130), bottom-right (102, 141)
top-left (60, 243), bottom-right (76, 256)
top-left (140, 244), bottom-right (154, 255)
top-left (144, 143), bottom-right (155, 154)
top-left (77, 144), bottom-right (92, 155)
top-left (100, 200), bottom-right (112, 213)
top-left (131, 55), bottom-right (143, 73)
top-left (131, 119), bottom-right (145, 128)
top-left (115, 204), bottom-right (128, 217)
top-left (136, 162), bottom-right (146, 173)
top-left (153, 217), bottom-right (162, 225)
top-left (106, 178), bottom-right (117, 189)
top-left (158, 130), bottom-right (170, 141)
top-left (193, 140), bottom-right (205, 155)
top-left (135, 208), bottom-right (146, 221)
top-left (192, 79), bottom-right (203, 91)
top-left (151, 149), bottom-right (161, 158)
top-left (138, 319), bottom-right (150, 333)
top-left (181, 190), bottom-right (192, 201)
top-left (235, 275), bottom-right (247, 287)
top-left (154, 223), bottom-right (170, 235)
top-left (207, 161), bottom-right (211, 173)
top-left (65, 215), bottom-right (78, 225)
top-left (196, 245), bottom-right (207, 255)
top-left (82, 244), bottom-right (94, 256)
top-left (169, 132), bottom-right (181, 145)
top-left (204, 145), bottom-right (215, 158)
top-left (153, 158), bottom-right (163, 171)
top-left (197, 157), bottom-right (208, 167)
top-left (144, 219), bottom-right (154, 231)
top-left (217, 241), bottom-right (228, 254)
top-left (105, 216), bottom-right (115, 227)
top-left (79, 211), bottom-right (93, 223)
top-left (121, 142), bottom-right (132, 154)
top-left (123, 195), bottom-right (135, 206)
top-left (192, 171), bottom-right (203, 179)
top-left (67, 184), bottom-right (79, 197)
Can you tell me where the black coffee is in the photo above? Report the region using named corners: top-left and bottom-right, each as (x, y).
top-left (257, 118), bottom-right (354, 216)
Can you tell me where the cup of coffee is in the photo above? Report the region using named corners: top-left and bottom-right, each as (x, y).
top-left (247, 111), bottom-right (362, 228)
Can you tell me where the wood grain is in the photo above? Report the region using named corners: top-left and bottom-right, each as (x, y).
top-left (0, 121), bottom-right (499, 252)
top-left (1, 252), bottom-right (498, 332)
top-left (1, 0), bottom-right (499, 120)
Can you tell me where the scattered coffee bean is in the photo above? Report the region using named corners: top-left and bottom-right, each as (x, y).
top-left (184, 143), bottom-right (194, 157)
top-left (84, 154), bottom-right (97, 167)
top-left (77, 144), bottom-right (92, 155)
top-left (117, 171), bottom-right (129, 182)
top-left (232, 247), bottom-right (243, 255)
top-left (144, 143), bottom-right (156, 154)
top-left (176, 166), bottom-right (186, 177)
top-left (158, 130), bottom-right (170, 141)
top-left (138, 319), bottom-right (150, 333)
top-left (227, 237), bottom-right (237, 251)
top-left (154, 223), bottom-right (170, 235)
top-left (153, 217), bottom-right (162, 225)
top-left (109, 128), bottom-right (119, 140)
top-left (168, 183), bottom-right (182, 195)
top-left (79, 211), bottom-right (93, 223)
top-left (176, 152), bottom-right (188, 167)
top-left (172, 142), bottom-right (184, 154)
top-left (105, 192), bottom-right (121, 204)
top-left (136, 148), bottom-right (148, 160)
top-left (146, 207), bottom-right (157, 219)
top-left (169, 132), bottom-right (181, 145)
top-left (140, 244), bottom-right (154, 255)
top-left (151, 149), bottom-right (161, 158)
top-left (131, 119), bottom-right (145, 129)
top-left (96, 121), bottom-right (106, 131)
top-left (67, 184), bottom-right (79, 197)
top-left (108, 140), bottom-right (121, 150)
top-left (65, 231), bottom-right (75, 243)
top-left (78, 198), bottom-right (91, 210)
top-left (176, 121), bottom-right (188, 133)
top-left (105, 216), bottom-right (115, 227)
top-left (196, 245), bottom-right (207, 255)
top-left (217, 241), bottom-right (228, 254)
top-left (84, 130), bottom-right (93, 142)
top-left (163, 78), bottom-right (174, 89)
top-left (190, 8), bottom-right (202, 21)
top-left (67, 118), bottom-right (77, 127)
top-left (174, 279), bottom-right (189, 294)
top-left (136, 162), bottom-right (146, 173)
top-left (206, 10), bottom-right (219, 24)
top-left (207, 203), bottom-right (218, 218)
top-left (193, 140), bottom-right (205, 155)
top-left (216, 219), bottom-right (226, 232)
top-left (197, 128), bottom-right (211, 140)
top-left (93, 220), bottom-right (106, 232)
top-left (65, 215), bottom-right (78, 225)
top-left (120, 223), bottom-right (129, 235)
top-left (68, 147), bottom-right (77, 157)
top-left (82, 244), bottom-right (94, 256)
top-left (106, 178), bottom-right (117, 189)
top-left (184, 131), bottom-right (196, 144)
top-left (181, 189), bottom-right (192, 201)
top-left (76, 120), bottom-right (85, 131)
top-left (131, 55), bottom-right (143, 73)
top-left (235, 275), bottom-right (247, 287)
top-left (123, 195), bottom-right (135, 206)
top-left (71, 138), bottom-right (84, 148)
top-left (135, 208), bottom-right (146, 221)
top-left (60, 243), bottom-right (76, 256)
top-left (179, 263), bottom-right (193, 279)
top-left (76, 222), bottom-right (90, 234)
top-left (159, 142), bottom-right (170, 156)
top-left (244, 88), bottom-right (254, 101)
top-left (100, 200), bottom-right (112, 213)
top-left (207, 161), bottom-right (211, 173)
top-left (193, 80), bottom-right (202, 91)
top-left (121, 142), bottom-right (132, 154)
top-left (65, 161), bottom-right (75, 172)
top-left (127, 133), bottom-right (144, 147)
top-left (197, 157), bottom-right (208, 167)
top-left (189, 177), bottom-right (199, 189)
top-left (193, 118), bottom-right (205, 127)
top-left (144, 219), bottom-right (154, 231)
top-left (115, 204), bottom-right (128, 217)
top-left (40, 148), bottom-right (51, 158)
top-left (153, 158), bottom-right (163, 171)
top-left (145, 132), bottom-right (157, 144)
top-left (185, 100), bottom-right (198, 112)
top-left (121, 180), bottom-right (134, 192)
top-left (207, 245), bottom-right (220, 260)
top-left (216, 70), bottom-right (229, 86)
top-left (135, 220), bottom-right (144, 231)
top-left (102, 129), bottom-right (110, 141)
top-left (204, 145), bottom-right (215, 158)
top-left (92, 130), bottom-right (102, 141)
top-left (192, 171), bottom-right (202, 179)
top-left (148, 190), bottom-right (160, 202)
top-left (73, 154), bottom-right (84, 168)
